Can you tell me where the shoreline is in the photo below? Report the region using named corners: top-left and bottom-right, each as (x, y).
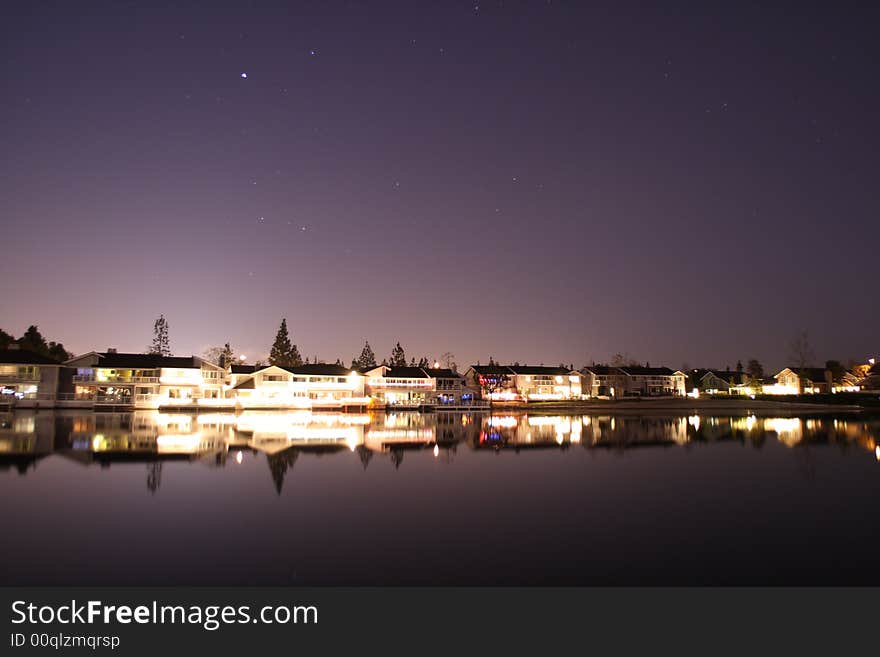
top-left (483, 398), bottom-right (868, 416)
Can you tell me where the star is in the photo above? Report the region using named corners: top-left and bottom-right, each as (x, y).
top-left (240, 72), bottom-right (248, 79)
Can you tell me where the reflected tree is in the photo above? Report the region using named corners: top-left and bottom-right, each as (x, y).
top-left (147, 462), bottom-right (162, 494)
top-left (356, 445), bottom-right (373, 471)
top-left (267, 448), bottom-right (299, 495)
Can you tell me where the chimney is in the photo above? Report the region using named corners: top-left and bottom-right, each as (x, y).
top-left (107, 348), bottom-right (117, 354)
top-left (219, 353), bottom-right (227, 369)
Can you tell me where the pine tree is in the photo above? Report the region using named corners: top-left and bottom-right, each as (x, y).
top-left (354, 341), bottom-right (377, 369)
top-left (269, 318), bottom-right (302, 367)
top-left (149, 315), bottom-right (171, 356)
top-left (389, 341), bottom-right (406, 367)
top-left (417, 356), bottom-right (429, 368)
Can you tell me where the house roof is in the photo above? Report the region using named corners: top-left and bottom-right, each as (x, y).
top-left (381, 366), bottom-right (433, 379)
top-left (507, 365), bottom-right (573, 375)
top-left (231, 364), bottom-right (257, 374)
top-left (701, 370), bottom-right (749, 384)
top-left (780, 366), bottom-right (829, 382)
top-left (617, 366), bottom-right (676, 376)
top-left (469, 365), bottom-right (514, 376)
top-left (582, 365), bottom-right (623, 376)
top-left (67, 352), bottom-right (204, 369)
top-left (281, 363), bottom-right (353, 376)
top-left (233, 378), bottom-right (255, 390)
top-left (422, 368), bottom-right (460, 379)
top-left (0, 349), bottom-right (61, 365)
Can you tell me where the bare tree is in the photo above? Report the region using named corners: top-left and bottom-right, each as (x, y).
top-left (788, 330), bottom-right (815, 393)
top-left (440, 351), bottom-right (457, 371)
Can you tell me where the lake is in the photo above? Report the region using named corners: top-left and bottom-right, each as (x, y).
top-left (2, 410), bottom-right (879, 585)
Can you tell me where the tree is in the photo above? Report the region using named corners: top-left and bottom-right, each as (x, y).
top-left (417, 356), bottom-right (429, 368)
top-left (149, 315), bottom-right (171, 356)
top-left (746, 359), bottom-right (764, 379)
top-left (0, 328), bottom-right (13, 349)
top-left (735, 360), bottom-right (743, 373)
top-left (389, 341), bottom-right (406, 367)
top-left (353, 341), bottom-right (377, 369)
top-left (204, 343), bottom-right (234, 366)
top-left (788, 330), bottom-right (814, 393)
top-left (440, 351), bottom-right (457, 372)
top-left (825, 360), bottom-right (846, 381)
top-left (18, 325), bottom-right (48, 355)
top-left (47, 341), bottom-right (71, 362)
top-left (269, 318), bottom-right (302, 367)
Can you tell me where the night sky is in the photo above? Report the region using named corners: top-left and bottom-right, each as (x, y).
top-left (2, 1), bottom-right (878, 370)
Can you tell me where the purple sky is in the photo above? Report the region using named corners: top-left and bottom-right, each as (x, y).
top-left (2, 1), bottom-right (877, 370)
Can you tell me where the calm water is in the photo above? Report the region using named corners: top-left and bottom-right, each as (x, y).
top-left (2, 410), bottom-right (879, 585)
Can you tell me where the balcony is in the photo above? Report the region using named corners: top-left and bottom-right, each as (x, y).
top-left (0, 373), bottom-right (40, 383)
top-left (73, 375), bottom-right (160, 384)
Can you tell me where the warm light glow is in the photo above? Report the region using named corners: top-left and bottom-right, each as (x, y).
top-left (239, 355), bottom-right (247, 361)
top-left (687, 388), bottom-right (699, 398)
top-left (235, 451), bottom-right (243, 464)
top-left (433, 444), bottom-right (439, 457)
top-left (433, 361), bottom-right (440, 368)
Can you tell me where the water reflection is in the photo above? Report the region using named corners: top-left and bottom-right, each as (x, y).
top-left (2, 411), bottom-right (879, 491)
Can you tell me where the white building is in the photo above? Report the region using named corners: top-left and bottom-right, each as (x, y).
top-left (65, 351), bottom-right (228, 409)
top-left (229, 363), bottom-right (368, 410)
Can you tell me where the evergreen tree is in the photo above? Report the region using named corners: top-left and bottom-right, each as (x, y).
top-left (149, 315), bottom-right (171, 356)
top-left (735, 360), bottom-right (743, 373)
top-left (18, 325), bottom-right (48, 355)
top-left (354, 341), bottom-right (377, 369)
top-left (409, 356), bottom-right (416, 367)
top-left (47, 341), bottom-right (70, 362)
top-left (389, 341), bottom-right (406, 367)
top-left (0, 328), bottom-right (14, 349)
top-left (269, 318), bottom-right (302, 367)
top-left (417, 356), bottom-right (429, 368)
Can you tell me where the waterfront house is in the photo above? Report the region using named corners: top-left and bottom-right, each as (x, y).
top-left (767, 366), bottom-right (862, 395)
top-left (464, 365), bottom-right (582, 401)
top-left (0, 346), bottom-right (64, 407)
top-left (580, 365), bottom-right (628, 398)
top-left (229, 363), bottom-right (367, 410)
top-left (692, 369), bottom-right (752, 395)
top-left (363, 366), bottom-right (437, 407)
top-left (616, 366), bottom-right (687, 397)
top-left (64, 350), bottom-right (228, 409)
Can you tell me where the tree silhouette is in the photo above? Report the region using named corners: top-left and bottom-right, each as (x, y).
top-left (389, 342), bottom-right (406, 367)
top-left (269, 318), bottom-right (302, 367)
top-left (149, 315), bottom-right (171, 356)
top-left (356, 445), bottom-right (373, 470)
top-left (147, 462), bottom-right (162, 494)
top-left (266, 448), bottom-right (299, 494)
top-left (353, 341), bottom-right (377, 369)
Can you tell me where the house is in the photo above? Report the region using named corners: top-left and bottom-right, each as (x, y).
top-left (362, 366), bottom-right (477, 407)
top-left (767, 366), bottom-right (863, 395)
top-left (229, 363), bottom-right (367, 410)
top-left (581, 365), bottom-right (627, 398)
top-left (0, 346), bottom-right (64, 407)
top-left (464, 365), bottom-right (582, 401)
top-left (692, 369), bottom-right (752, 395)
top-left (64, 350), bottom-right (228, 409)
top-left (615, 366), bottom-right (687, 397)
